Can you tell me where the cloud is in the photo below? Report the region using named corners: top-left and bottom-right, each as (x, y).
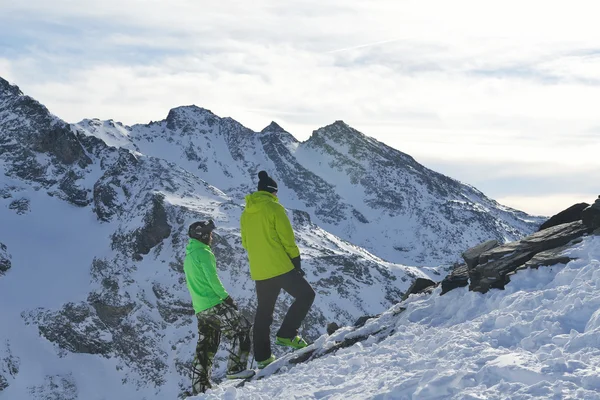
top-left (1, 0), bottom-right (600, 215)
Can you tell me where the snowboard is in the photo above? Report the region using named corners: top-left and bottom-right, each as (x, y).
top-left (214, 343), bottom-right (316, 390)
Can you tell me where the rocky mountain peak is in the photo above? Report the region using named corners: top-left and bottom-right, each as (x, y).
top-left (164, 105), bottom-right (219, 132)
top-left (259, 121), bottom-right (299, 147)
top-left (261, 121), bottom-right (285, 134)
top-left (308, 120), bottom-right (367, 147)
top-left (0, 77), bottom-right (23, 98)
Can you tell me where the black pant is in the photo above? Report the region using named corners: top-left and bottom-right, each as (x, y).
top-left (253, 269), bottom-right (316, 362)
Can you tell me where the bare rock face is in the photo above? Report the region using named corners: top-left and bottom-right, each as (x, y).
top-left (539, 202), bottom-right (589, 231)
top-left (440, 263), bottom-right (469, 295)
top-left (28, 374), bottom-right (77, 400)
top-left (0, 341), bottom-right (20, 393)
top-left (8, 198), bottom-right (30, 215)
top-left (462, 240), bottom-right (499, 269)
top-left (0, 77), bottom-right (92, 207)
top-left (0, 243), bottom-right (11, 276)
top-left (26, 303), bottom-right (113, 356)
top-left (132, 193), bottom-right (172, 259)
top-left (401, 278), bottom-right (438, 301)
top-left (582, 196), bottom-right (600, 231)
top-left (518, 242), bottom-right (581, 271)
top-left (469, 221), bottom-right (589, 293)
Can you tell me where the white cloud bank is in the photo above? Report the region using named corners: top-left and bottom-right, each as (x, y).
top-left (0, 0), bottom-right (599, 215)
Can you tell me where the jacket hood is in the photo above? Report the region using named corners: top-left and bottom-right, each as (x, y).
top-left (186, 238), bottom-right (210, 255)
top-left (244, 191), bottom-right (278, 214)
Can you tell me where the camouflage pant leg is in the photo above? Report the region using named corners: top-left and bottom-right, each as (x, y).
top-left (215, 303), bottom-right (252, 374)
top-left (192, 310), bottom-right (221, 395)
top-left (191, 303), bottom-right (252, 394)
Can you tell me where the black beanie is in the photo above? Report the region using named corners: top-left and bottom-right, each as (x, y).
top-left (257, 171), bottom-right (278, 193)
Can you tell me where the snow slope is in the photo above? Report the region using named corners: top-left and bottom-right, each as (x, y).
top-left (192, 235), bottom-right (600, 400)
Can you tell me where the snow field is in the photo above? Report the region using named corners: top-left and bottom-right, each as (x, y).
top-left (194, 236), bottom-right (600, 400)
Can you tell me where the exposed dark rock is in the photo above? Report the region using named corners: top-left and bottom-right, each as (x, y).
top-left (0, 243), bottom-right (12, 275)
top-left (287, 307), bottom-right (407, 369)
top-left (93, 149), bottom-right (139, 222)
top-left (260, 121), bottom-right (285, 134)
top-left (152, 282), bottom-right (194, 324)
top-left (32, 124), bottom-right (91, 167)
top-left (517, 241), bottom-right (581, 271)
top-left (292, 210), bottom-right (312, 227)
top-left (582, 196), bottom-right (600, 231)
top-left (133, 193), bottom-right (172, 258)
top-left (57, 170), bottom-right (90, 207)
top-left (8, 198), bottom-right (30, 214)
top-left (539, 203), bottom-right (589, 231)
top-left (28, 374), bottom-right (78, 400)
top-left (0, 341), bottom-right (20, 393)
top-left (165, 106), bottom-right (218, 133)
top-left (0, 185), bottom-right (16, 199)
top-left (31, 303), bottom-right (113, 356)
top-left (0, 78), bottom-right (92, 209)
top-left (462, 240), bottom-right (499, 269)
top-left (354, 315), bottom-right (379, 328)
top-left (88, 292), bottom-right (135, 328)
top-left (469, 221), bottom-right (589, 293)
top-left (401, 278), bottom-right (437, 301)
top-left (327, 322), bottom-right (340, 335)
top-left (0, 79), bottom-right (90, 168)
top-left (441, 263), bottom-right (469, 295)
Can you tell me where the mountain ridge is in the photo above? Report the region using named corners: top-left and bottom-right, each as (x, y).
top-left (1, 76), bottom-right (438, 398)
top-left (0, 76), bottom-right (549, 399)
top-left (68, 90), bottom-right (542, 265)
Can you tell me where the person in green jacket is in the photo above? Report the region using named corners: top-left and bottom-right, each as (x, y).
top-left (183, 220), bottom-right (253, 395)
top-left (241, 171), bottom-right (316, 369)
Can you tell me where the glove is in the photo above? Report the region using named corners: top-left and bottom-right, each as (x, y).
top-left (223, 296), bottom-right (238, 310)
top-left (291, 256), bottom-right (306, 276)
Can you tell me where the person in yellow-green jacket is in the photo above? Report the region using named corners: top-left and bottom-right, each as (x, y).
top-left (240, 171), bottom-right (316, 369)
top-left (183, 220), bottom-right (254, 395)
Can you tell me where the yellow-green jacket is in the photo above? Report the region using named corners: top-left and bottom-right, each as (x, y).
top-left (241, 191), bottom-right (300, 281)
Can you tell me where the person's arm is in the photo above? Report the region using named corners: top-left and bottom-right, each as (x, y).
top-left (196, 250), bottom-right (229, 300)
top-left (240, 213), bottom-right (247, 250)
top-left (274, 204), bottom-right (300, 259)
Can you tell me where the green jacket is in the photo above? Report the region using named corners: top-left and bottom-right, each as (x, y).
top-left (183, 239), bottom-right (228, 314)
top-left (241, 191), bottom-right (300, 281)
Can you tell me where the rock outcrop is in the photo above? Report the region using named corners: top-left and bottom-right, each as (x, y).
top-left (0, 243), bottom-right (11, 276)
top-left (461, 240), bottom-right (499, 269)
top-left (401, 277), bottom-right (438, 301)
top-left (440, 263), bottom-right (469, 295)
top-left (582, 196), bottom-right (600, 231)
top-left (539, 202), bottom-right (589, 231)
top-left (469, 221), bottom-right (590, 293)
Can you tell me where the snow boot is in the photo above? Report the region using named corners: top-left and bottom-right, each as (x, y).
top-left (275, 335), bottom-right (308, 349)
top-left (256, 354), bottom-right (276, 369)
top-left (226, 369), bottom-right (256, 380)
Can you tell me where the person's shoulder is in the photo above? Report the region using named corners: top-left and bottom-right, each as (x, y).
top-left (193, 245), bottom-right (214, 259)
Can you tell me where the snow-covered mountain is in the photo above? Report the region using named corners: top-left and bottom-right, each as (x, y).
top-left (0, 75), bottom-right (541, 399)
top-left (75, 107), bottom-right (540, 266)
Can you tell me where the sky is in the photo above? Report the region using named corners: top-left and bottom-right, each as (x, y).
top-left (0, 0), bottom-right (599, 216)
